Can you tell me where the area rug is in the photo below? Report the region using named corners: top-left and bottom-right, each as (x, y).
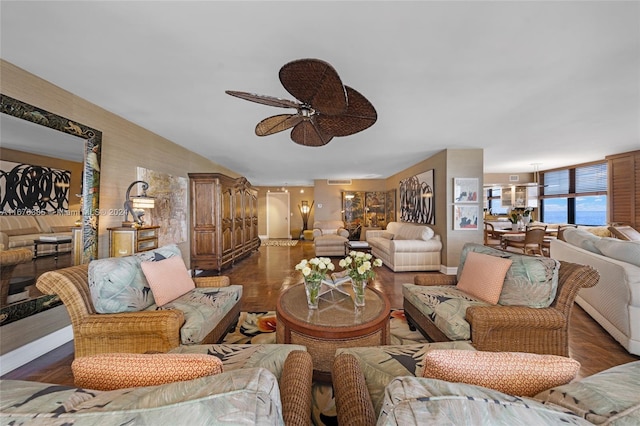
top-left (260, 239), bottom-right (299, 247)
top-left (222, 310), bottom-right (428, 425)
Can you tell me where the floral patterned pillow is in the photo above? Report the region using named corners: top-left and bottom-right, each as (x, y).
top-left (88, 244), bottom-right (181, 313)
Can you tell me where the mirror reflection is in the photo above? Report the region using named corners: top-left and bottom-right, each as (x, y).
top-left (0, 95), bottom-right (102, 324)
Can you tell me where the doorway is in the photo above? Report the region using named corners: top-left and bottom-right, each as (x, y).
top-left (267, 192), bottom-right (290, 239)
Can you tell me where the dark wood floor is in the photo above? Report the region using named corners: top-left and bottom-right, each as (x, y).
top-left (3, 240), bottom-right (637, 384)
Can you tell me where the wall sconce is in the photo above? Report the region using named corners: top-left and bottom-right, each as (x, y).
top-left (123, 180), bottom-right (155, 227)
top-left (298, 200), bottom-right (314, 231)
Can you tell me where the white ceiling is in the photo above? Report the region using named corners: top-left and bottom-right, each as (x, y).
top-left (1, 1), bottom-right (638, 186)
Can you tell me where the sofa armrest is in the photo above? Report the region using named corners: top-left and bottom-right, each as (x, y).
top-left (279, 350), bottom-right (314, 426)
top-left (414, 274), bottom-right (457, 286)
top-left (193, 275), bottom-right (230, 288)
top-left (466, 305), bottom-right (566, 354)
top-left (338, 228), bottom-right (350, 238)
top-left (313, 229), bottom-right (322, 238)
top-left (332, 353), bottom-right (377, 426)
top-left (75, 310), bottom-right (185, 355)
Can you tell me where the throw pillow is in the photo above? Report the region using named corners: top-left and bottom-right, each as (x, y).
top-left (563, 228), bottom-right (603, 254)
top-left (88, 244), bottom-right (181, 313)
top-left (457, 243), bottom-right (560, 308)
top-left (594, 238), bottom-right (640, 267)
top-left (141, 255), bottom-right (195, 306)
top-left (420, 227), bottom-right (435, 241)
top-left (456, 251), bottom-right (512, 304)
top-left (72, 353), bottom-right (223, 390)
top-left (422, 350), bottom-right (580, 397)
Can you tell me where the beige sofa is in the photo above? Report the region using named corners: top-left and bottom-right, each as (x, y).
top-left (551, 228), bottom-right (640, 355)
top-left (366, 221), bottom-right (441, 272)
top-left (0, 214), bottom-right (77, 256)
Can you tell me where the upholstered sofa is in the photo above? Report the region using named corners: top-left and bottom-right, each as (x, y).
top-left (404, 243), bottom-right (599, 356)
top-left (312, 220), bottom-right (349, 256)
top-left (365, 221), bottom-right (441, 271)
top-left (1, 349), bottom-right (314, 425)
top-left (36, 244), bottom-right (242, 356)
top-left (0, 213), bottom-right (77, 255)
top-left (551, 228), bottom-right (640, 355)
top-left (332, 345), bottom-right (640, 425)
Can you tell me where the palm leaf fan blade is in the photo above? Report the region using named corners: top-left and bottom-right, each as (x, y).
top-left (317, 86), bottom-right (377, 137)
top-left (290, 120), bottom-right (333, 147)
top-left (255, 114), bottom-right (303, 136)
top-left (225, 90), bottom-right (300, 109)
top-left (279, 59), bottom-right (347, 116)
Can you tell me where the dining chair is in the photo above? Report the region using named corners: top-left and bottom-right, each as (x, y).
top-left (556, 224), bottom-right (578, 241)
top-left (503, 225), bottom-right (547, 256)
top-left (542, 224), bottom-right (578, 256)
top-left (483, 221), bottom-right (502, 248)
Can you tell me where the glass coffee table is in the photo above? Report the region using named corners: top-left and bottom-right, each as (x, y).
top-left (276, 282), bottom-right (390, 382)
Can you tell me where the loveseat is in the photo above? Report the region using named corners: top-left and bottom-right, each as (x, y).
top-left (36, 244), bottom-right (242, 356)
top-left (332, 345), bottom-right (640, 425)
top-left (0, 349), bottom-right (314, 425)
top-left (551, 228), bottom-right (640, 355)
top-left (365, 221), bottom-right (441, 271)
top-left (404, 243), bottom-right (599, 356)
top-left (0, 213), bottom-right (77, 255)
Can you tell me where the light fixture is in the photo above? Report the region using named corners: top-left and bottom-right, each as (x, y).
top-left (123, 180), bottom-right (155, 227)
top-left (298, 200), bottom-right (314, 231)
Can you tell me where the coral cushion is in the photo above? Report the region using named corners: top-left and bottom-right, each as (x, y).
top-left (141, 255), bottom-right (195, 306)
top-left (72, 353), bottom-right (223, 390)
top-left (422, 350), bottom-right (580, 397)
top-left (456, 251), bottom-right (512, 304)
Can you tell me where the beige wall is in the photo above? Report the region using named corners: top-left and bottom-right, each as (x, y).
top-left (0, 148), bottom-right (83, 212)
top-left (2, 60), bottom-right (237, 264)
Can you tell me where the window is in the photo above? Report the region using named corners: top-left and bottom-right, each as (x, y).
top-left (540, 162), bottom-right (607, 225)
top-left (486, 188), bottom-right (507, 215)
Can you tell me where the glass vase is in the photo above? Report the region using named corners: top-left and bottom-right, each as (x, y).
top-left (352, 279), bottom-right (367, 307)
top-left (304, 276), bottom-right (322, 309)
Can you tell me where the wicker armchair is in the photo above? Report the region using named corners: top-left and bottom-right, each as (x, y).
top-left (406, 260), bottom-right (599, 356)
top-left (36, 264), bottom-right (239, 357)
top-left (1, 248), bottom-right (34, 306)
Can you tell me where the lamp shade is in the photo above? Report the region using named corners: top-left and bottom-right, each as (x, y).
top-left (132, 197), bottom-right (155, 209)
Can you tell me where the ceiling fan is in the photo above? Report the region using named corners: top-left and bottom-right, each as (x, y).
top-left (226, 58), bottom-right (377, 147)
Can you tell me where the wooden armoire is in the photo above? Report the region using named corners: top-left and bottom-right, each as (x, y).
top-left (189, 173), bottom-right (260, 272)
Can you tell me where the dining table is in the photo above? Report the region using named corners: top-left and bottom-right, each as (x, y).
top-left (493, 228), bottom-right (558, 250)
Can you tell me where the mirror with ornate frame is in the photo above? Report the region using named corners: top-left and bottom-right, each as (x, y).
top-left (0, 94), bottom-right (102, 322)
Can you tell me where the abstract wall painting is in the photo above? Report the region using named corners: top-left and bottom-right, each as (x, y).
top-left (137, 167), bottom-right (188, 246)
top-left (454, 205), bottom-right (479, 230)
top-left (0, 160), bottom-right (71, 213)
top-left (399, 169), bottom-right (434, 224)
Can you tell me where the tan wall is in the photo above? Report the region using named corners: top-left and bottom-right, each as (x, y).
top-left (0, 148), bottom-right (83, 212)
top-left (2, 60), bottom-right (237, 264)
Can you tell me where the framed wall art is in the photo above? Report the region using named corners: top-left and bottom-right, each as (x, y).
top-left (399, 169), bottom-right (434, 224)
top-left (454, 205), bottom-right (479, 230)
top-left (453, 177), bottom-right (479, 203)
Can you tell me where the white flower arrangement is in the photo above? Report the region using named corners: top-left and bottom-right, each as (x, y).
top-left (339, 251), bottom-right (383, 282)
top-left (295, 257), bottom-right (335, 282)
